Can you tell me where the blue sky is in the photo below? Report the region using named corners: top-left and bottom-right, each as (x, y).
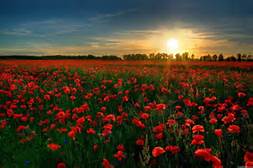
top-left (0, 0), bottom-right (252, 56)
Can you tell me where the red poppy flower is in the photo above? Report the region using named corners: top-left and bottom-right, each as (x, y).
top-left (117, 144), bottom-right (125, 151)
top-left (48, 143), bottom-right (61, 151)
top-left (152, 123), bottom-right (165, 133)
top-left (140, 113), bottom-right (150, 120)
top-left (214, 129), bottom-right (222, 137)
top-left (244, 151), bottom-right (253, 162)
top-left (209, 118), bottom-right (217, 125)
top-left (227, 125), bottom-right (240, 134)
top-left (192, 125), bottom-right (205, 133)
top-left (136, 138), bottom-right (144, 146)
top-left (102, 159), bottom-right (113, 168)
top-left (86, 128), bottom-right (96, 135)
top-left (167, 119), bottom-right (177, 127)
top-left (132, 118), bottom-right (145, 129)
top-left (191, 134), bottom-right (205, 145)
top-left (165, 145), bottom-right (180, 154)
top-left (57, 162), bottom-right (66, 168)
top-left (152, 146), bottom-right (165, 157)
top-left (194, 148), bottom-right (212, 161)
top-left (156, 104), bottom-right (166, 110)
top-left (113, 151), bottom-right (126, 161)
top-left (210, 155), bottom-right (222, 168)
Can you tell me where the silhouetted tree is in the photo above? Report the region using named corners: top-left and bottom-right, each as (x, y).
top-left (242, 54), bottom-right (247, 61)
top-left (191, 54), bottom-right (195, 60)
top-left (212, 54), bottom-right (218, 61)
top-left (218, 54), bottom-right (224, 61)
top-left (237, 53), bottom-right (242, 61)
top-left (182, 52), bottom-right (189, 61)
top-left (175, 53), bottom-right (181, 61)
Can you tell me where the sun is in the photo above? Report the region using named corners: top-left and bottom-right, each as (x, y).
top-left (166, 38), bottom-right (179, 54)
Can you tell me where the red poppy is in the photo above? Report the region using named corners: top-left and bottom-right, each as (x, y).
top-left (192, 125), bottom-right (205, 133)
top-left (86, 128), bottom-right (96, 134)
top-left (194, 148), bottom-right (212, 161)
top-left (244, 151), bottom-right (253, 162)
top-left (227, 125), bottom-right (240, 134)
top-left (165, 145), bottom-right (180, 154)
top-left (156, 104), bottom-right (166, 110)
top-left (48, 143), bottom-right (61, 151)
top-left (102, 159), bottom-right (113, 168)
top-left (136, 138), bottom-right (144, 146)
top-left (214, 129), bottom-right (223, 137)
top-left (57, 162), bottom-right (66, 168)
top-left (152, 146), bottom-right (165, 157)
top-left (152, 123), bottom-right (165, 133)
top-left (210, 155), bottom-right (222, 168)
top-left (155, 132), bottom-right (164, 140)
top-left (222, 113), bottom-right (235, 124)
top-left (209, 118), bottom-right (217, 125)
top-left (140, 113), bottom-right (150, 120)
top-left (247, 97), bottom-right (253, 106)
top-left (117, 144), bottom-right (125, 151)
top-left (167, 119), bottom-right (177, 127)
top-left (132, 118), bottom-right (145, 129)
top-left (113, 151), bottom-right (126, 161)
top-left (191, 134), bottom-right (205, 145)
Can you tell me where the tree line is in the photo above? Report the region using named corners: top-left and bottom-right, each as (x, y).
top-left (123, 52), bottom-right (253, 61)
top-left (0, 53), bottom-right (253, 61)
top-left (0, 55), bottom-right (122, 60)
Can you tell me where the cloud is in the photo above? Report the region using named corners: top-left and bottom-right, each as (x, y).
top-left (0, 28), bottom-right (32, 36)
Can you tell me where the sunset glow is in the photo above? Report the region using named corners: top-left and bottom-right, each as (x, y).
top-left (166, 38), bottom-right (179, 54)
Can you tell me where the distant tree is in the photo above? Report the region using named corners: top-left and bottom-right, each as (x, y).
top-left (226, 56), bottom-right (236, 61)
top-left (242, 54), bottom-right (247, 61)
top-left (201, 54), bottom-right (212, 61)
top-left (212, 54), bottom-right (218, 61)
top-left (218, 54), bottom-right (224, 61)
top-left (182, 52), bottom-right (189, 61)
top-left (175, 53), bottom-right (181, 61)
top-left (101, 55), bottom-right (122, 60)
top-left (191, 54), bottom-right (195, 60)
top-left (149, 53), bottom-right (155, 60)
top-left (237, 53), bottom-right (242, 61)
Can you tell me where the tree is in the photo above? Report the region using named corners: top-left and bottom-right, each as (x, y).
top-left (191, 54), bottom-right (195, 60)
top-left (237, 53), bottom-right (242, 61)
top-left (182, 52), bottom-right (189, 61)
top-left (175, 53), bottom-right (181, 61)
top-left (212, 54), bottom-right (217, 61)
top-left (218, 54), bottom-right (224, 61)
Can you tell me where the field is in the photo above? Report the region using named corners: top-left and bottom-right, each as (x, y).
top-left (0, 60), bottom-right (253, 168)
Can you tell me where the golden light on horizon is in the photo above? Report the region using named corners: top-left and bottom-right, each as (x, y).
top-left (166, 38), bottom-right (179, 54)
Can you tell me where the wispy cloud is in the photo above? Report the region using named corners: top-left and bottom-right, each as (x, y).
top-left (0, 28), bottom-right (32, 36)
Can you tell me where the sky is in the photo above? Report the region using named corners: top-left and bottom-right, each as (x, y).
top-left (0, 0), bottom-right (252, 56)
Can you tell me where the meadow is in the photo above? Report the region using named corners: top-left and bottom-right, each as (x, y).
top-left (0, 60), bottom-right (253, 168)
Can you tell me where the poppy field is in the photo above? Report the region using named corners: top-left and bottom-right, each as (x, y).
top-left (0, 60), bottom-right (253, 168)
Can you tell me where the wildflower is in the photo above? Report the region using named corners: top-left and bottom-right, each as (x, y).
top-left (214, 129), bottom-right (223, 137)
top-left (165, 145), bottom-right (180, 154)
top-left (48, 143), bottom-right (61, 151)
top-left (57, 162), bottom-right (67, 168)
top-left (136, 138), bottom-right (144, 146)
top-left (113, 151), bottom-right (126, 161)
top-left (156, 104), bottom-right (166, 110)
top-left (132, 118), bottom-right (145, 129)
top-left (102, 159), bottom-right (113, 168)
top-left (152, 123), bottom-right (165, 133)
top-left (227, 125), bottom-right (240, 134)
top-left (152, 146), bottom-right (165, 157)
top-left (192, 125), bottom-right (205, 133)
top-left (191, 134), bottom-right (205, 145)
top-left (86, 128), bottom-right (96, 135)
